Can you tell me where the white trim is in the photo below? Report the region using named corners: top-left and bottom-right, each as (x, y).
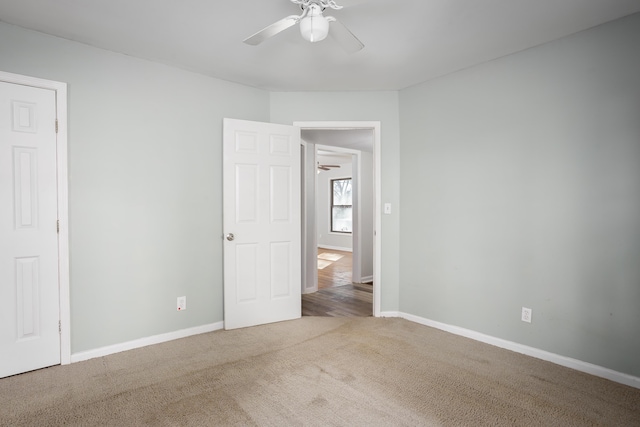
top-left (318, 244), bottom-right (352, 253)
top-left (71, 322), bottom-right (224, 363)
top-left (295, 121), bottom-right (381, 317)
top-left (327, 232), bottom-right (352, 237)
top-left (373, 124), bottom-right (381, 316)
top-left (0, 71), bottom-right (71, 366)
top-left (387, 311), bottom-right (640, 390)
top-left (300, 141), bottom-right (309, 294)
top-left (357, 275), bottom-right (373, 283)
top-left (380, 311), bottom-right (400, 318)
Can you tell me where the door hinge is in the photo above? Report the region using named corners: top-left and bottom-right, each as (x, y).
top-left (55, 119), bottom-right (59, 134)
top-left (59, 320), bottom-right (62, 334)
top-left (57, 220), bottom-right (60, 233)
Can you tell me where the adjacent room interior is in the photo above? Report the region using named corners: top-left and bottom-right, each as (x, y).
top-left (301, 129), bottom-right (375, 317)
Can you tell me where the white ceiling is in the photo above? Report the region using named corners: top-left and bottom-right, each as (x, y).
top-left (317, 149), bottom-right (353, 166)
top-left (1, 0), bottom-right (639, 91)
top-left (305, 129), bottom-right (372, 167)
top-left (303, 129), bottom-right (374, 152)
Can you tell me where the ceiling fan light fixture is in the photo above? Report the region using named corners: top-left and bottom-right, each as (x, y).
top-left (299, 5), bottom-right (329, 42)
top-left (243, 0), bottom-right (363, 53)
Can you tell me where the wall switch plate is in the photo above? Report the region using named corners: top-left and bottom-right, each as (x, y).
top-left (177, 296), bottom-right (186, 311)
top-left (521, 307), bottom-right (532, 323)
top-left (384, 203), bottom-right (392, 214)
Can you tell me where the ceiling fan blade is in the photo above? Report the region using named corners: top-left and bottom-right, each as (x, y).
top-left (328, 18), bottom-right (364, 53)
top-left (334, 0), bottom-right (369, 7)
top-left (243, 15), bottom-right (300, 46)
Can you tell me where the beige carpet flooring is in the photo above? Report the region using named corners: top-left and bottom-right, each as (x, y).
top-left (1, 317), bottom-right (639, 426)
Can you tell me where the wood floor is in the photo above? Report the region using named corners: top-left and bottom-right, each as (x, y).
top-left (302, 248), bottom-right (372, 317)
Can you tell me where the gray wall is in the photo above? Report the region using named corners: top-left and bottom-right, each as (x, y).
top-left (358, 151), bottom-right (375, 282)
top-left (0, 22), bottom-right (270, 353)
top-left (270, 92), bottom-right (401, 312)
top-left (399, 13), bottom-right (640, 376)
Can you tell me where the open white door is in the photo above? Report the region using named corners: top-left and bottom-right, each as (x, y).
top-left (0, 81), bottom-right (60, 378)
top-left (223, 118), bottom-right (301, 330)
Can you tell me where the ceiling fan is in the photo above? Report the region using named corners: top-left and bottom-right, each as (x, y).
top-left (318, 163), bottom-right (341, 171)
top-left (243, 0), bottom-right (364, 53)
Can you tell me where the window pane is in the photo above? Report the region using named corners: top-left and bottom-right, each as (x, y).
top-left (332, 207), bottom-right (352, 233)
top-left (333, 179), bottom-right (352, 205)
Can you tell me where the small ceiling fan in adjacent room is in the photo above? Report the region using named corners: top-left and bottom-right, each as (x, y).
top-left (243, 0), bottom-right (364, 53)
top-left (317, 163), bottom-right (341, 171)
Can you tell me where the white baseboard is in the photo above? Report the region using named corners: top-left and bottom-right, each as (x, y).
top-left (357, 275), bottom-right (373, 283)
top-left (70, 322), bottom-right (224, 363)
top-left (380, 311), bottom-right (400, 318)
top-left (385, 312), bottom-right (640, 390)
top-left (318, 244), bottom-right (352, 253)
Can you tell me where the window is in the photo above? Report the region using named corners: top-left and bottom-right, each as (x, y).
top-left (331, 178), bottom-right (352, 233)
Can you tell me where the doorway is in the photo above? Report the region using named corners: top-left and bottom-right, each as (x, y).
top-left (0, 70), bottom-right (70, 376)
top-left (296, 121), bottom-right (380, 317)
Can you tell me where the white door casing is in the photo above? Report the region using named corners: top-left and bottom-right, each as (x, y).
top-left (223, 118), bottom-right (301, 330)
top-left (295, 121), bottom-right (381, 317)
top-left (0, 79), bottom-right (61, 377)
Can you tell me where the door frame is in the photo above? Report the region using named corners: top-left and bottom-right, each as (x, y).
top-left (315, 143), bottom-right (358, 269)
top-left (0, 70), bottom-right (70, 365)
top-left (295, 121), bottom-right (381, 317)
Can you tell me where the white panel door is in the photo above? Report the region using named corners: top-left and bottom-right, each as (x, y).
top-left (223, 118), bottom-right (301, 330)
top-left (0, 81), bottom-right (60, 378)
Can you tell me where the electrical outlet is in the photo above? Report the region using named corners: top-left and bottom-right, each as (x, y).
top-left (521, 307), bottom-right (532, 323)
top-left (177, 296), bottom-right (186, 312)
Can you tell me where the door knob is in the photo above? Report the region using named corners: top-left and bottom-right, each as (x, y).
top-left (225, 233), bottom-right (235, 241)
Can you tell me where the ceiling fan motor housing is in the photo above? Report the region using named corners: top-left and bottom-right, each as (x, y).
top-left (300, 4), bottom-right (329, 42)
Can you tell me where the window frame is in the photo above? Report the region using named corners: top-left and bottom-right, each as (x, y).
top-left (330, 177), bottom-right (353, 234)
